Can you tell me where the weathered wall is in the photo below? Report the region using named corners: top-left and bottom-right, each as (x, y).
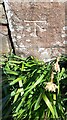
top-left (4, 1), bottom-right (66, 62)
top-left (65, 2), bottom-right (67, 54)
top-left (0, 1), bottom-right (11, 55)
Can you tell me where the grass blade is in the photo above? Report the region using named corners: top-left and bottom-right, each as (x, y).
top-left (42, 94), bottom-right (55, 118)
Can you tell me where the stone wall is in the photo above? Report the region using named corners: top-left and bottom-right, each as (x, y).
top-left (4, 0), bottom-right (66, 62)
top-left (0, 0), bottom-right (11, 56)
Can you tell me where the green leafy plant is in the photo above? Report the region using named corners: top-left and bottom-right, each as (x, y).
top-left (1, 54), bottom-right (67, 120)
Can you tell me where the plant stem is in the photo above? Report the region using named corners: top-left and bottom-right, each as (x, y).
top-left (57, 73), bottom-right (60, 95)
top-left (53, 93), bottom-right (56, 105)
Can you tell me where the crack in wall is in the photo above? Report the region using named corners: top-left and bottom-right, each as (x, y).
top-left (3, 2), bottom-right (15, 54)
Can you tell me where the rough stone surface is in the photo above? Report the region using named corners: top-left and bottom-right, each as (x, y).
top-left (0, 25), bottom-right (8, 35)
top-left (0, 3), bottom-right (11, 55)
top-left (0, 33), bottom-right (11, 54)
top-left (4, 1), bottom-right (66, 61)
top-left (0, 3), bottom-right (7, 24)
